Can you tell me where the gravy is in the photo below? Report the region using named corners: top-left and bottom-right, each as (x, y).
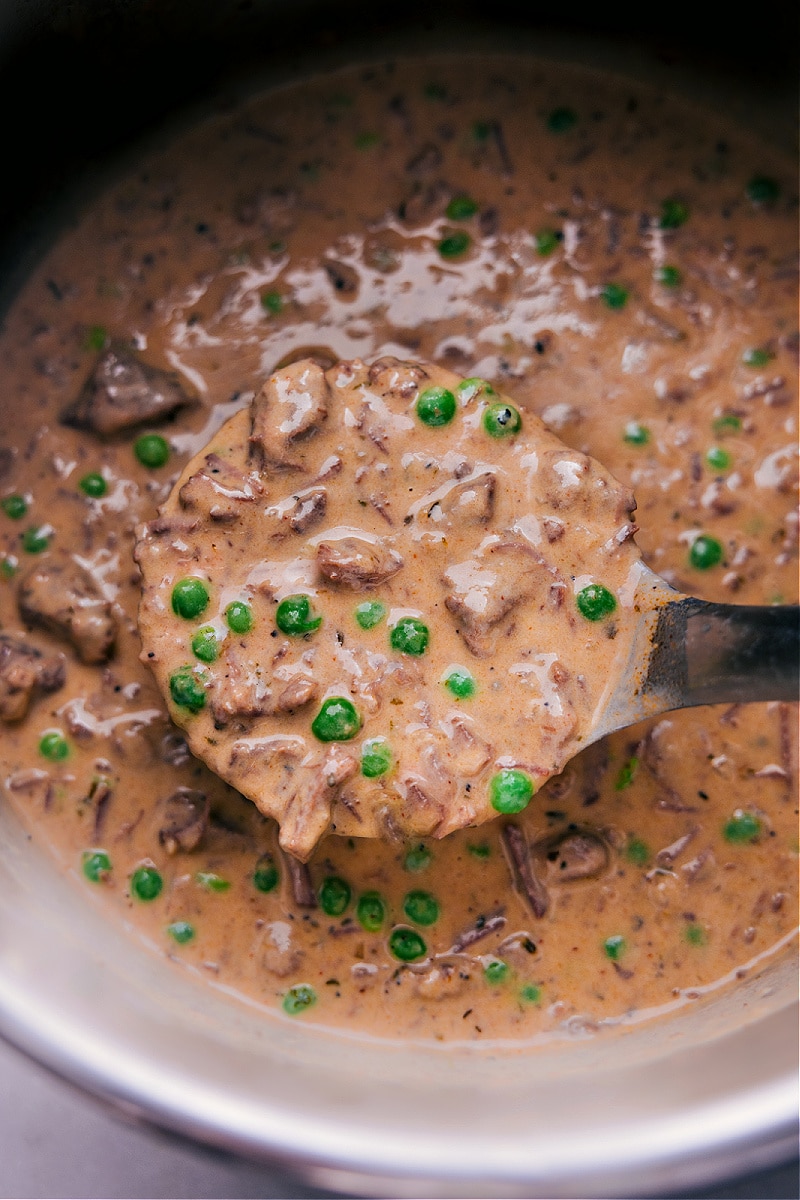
top-left (0, 55), bottom-right (796, 1042)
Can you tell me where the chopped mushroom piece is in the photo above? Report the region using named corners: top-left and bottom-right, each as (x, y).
top-left (536, 828), bottom-right (610, 883)
top-left (158, 786), bottom-right (210, 854)
top-left (62, 348), bottom-right (189, 436)
top-left (502, 823), bottom-right (549, 918)
top-left (0, 634), bottom-right (64, 722)
top-left (18, 557), bottom-right (117, 664)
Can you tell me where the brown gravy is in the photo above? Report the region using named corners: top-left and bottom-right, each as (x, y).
top-left (0, 55), bottom-right (796, 1042)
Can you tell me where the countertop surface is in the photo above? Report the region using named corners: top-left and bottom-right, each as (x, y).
top-left (1, 1034), bottom-right (797, 1200)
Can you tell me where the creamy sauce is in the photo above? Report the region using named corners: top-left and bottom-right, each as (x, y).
top-left (0, 56), bottom-right (796, 1042)
top-left (135, 355), bottom-right (647, 858)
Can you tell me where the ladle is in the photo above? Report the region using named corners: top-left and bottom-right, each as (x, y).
top-left (590, 565), bottom-right (799, 745)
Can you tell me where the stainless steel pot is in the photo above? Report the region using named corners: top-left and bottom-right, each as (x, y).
top-left (0, 4), bottom-right (797, 1195)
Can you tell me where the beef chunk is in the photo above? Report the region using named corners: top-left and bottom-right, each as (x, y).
top-left (229, 735), bottom-right (356, 860)
top-left (210, 652), bottom-right (273, 727)
top-left (272, 675), bottom-right (319, 713)
top-left (280, 746), bottom-right (358, 860)
top-left (367, 356), bottom-right (429, 399)
top-left (395, 742), bottom-right (455, 837)
top-left (249, 358), bottom-right (330, 470)
top-left (0, 633), bottom-right (65, 722)
top-left (18, 557), bottom-right (117, 664)
top-left (316, 536), bottom-right (403, 590)
top-left (158, 787), bottom-right (210, 854)
top-left (266, 487), bottom-right (327, 534)
top-left (179, 452), bottom-right (263, 522)
top-left (417, 471), bottom-right (496, 529)
top-left (447, 717), bottom-right (492, 777)
top-left (443, 542), bottom-right (553, 656)
top-left (62, 348), bottom-right (189, 436)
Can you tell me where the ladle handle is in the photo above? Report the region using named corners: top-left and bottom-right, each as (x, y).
top-left (677, 600), bottom-right (799, 706)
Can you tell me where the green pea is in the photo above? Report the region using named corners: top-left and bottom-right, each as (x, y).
top-left (361, 737), bottom-right (392, 778)
top-left (191, 625), bottom-right (220, 663)
top-left (705, 446), bottom-right (731, 472)
top-left (319, 875), bottom-right (351, 916)
top-left (623, 421), bottom-right (650, 446)
top-left (167, 920), bottom-right (195, 944)
top-left (468, 842), bottom-right (490, 860)
top-left (416, 386), bottom-right (456, 427)
top-left (484, 959), bottom-right (509, 985)
top-left (1, 493), bottom-right (28, 519)
top-left (615, 756), bottom-right (639, 791)
top-left (443, 667), bottom-right (476, 700)
top-left (600, 282), bottom-right (629, 310)
top-left (131, 866), bottom-right (163, 902)
top-left (403, 889), bottom-right (439, 926)
top-left (741, 347), bottom-right (772, 368)
top-left (746, 175), bottom-right (780, 203)
top-left (685, 923), bottom-right (707, 946)
top-left (604, 934), bottom-right (626, 961)
top-left (79, 472), bottom-right (107, 498)
top-left (546, 107), bottom-right (577, 133)
top-left (21, 525), bottom-right (50, 554)
top-left (283, 983), bottom-right (316, 1015)
top-left (169, 666), bottom-right (207, 713)
top-left (356, 891), bottom-right (387, 932)
top-left (82, 850), bottom-right (111, 883)
top-left (253, 853), bottom-right (279, 893)
top-left (354, 131), bottom-right (381, 150)
top-left (389, 927), bottom-right (427, 962)
top-left (171, 577), bottom-right (210, 620)
top-left (276, 594), bottom-right (322, 636)
top-left (626, 837), bottom-right (650, 866)
top-left (84, 324), bottom-right (108, 351)
top-left (489, 768), bottom-right (534, 814)
top-left (723, 809), bottom-right (761, 843)
top-left (457, 377), bottom-right (496, 402)
top-left (39, 730), bottom-right (69, 761)
top-left (445, 194), bottom-right (479, 220)
top-left (0, 556), bottom-right (17, 579)
top-left (311, 697), bottom-right (361, 742)
top-left (534, 227), bottom-right (560, 256)
top-left (354, 600), bottom-right (385, 630)
top-left (404, 844), bottom-right (432, 873)
top-left (390, 616), bottom-right (429, 656)
top-left (659, 198), bottom-right (689, 229)
top-left (134, 433), bottom-right (170, 469)
top-left (261, 290), bottom-right (283, 314)
top-left (689, 534), bottom-right (724, 571)
top-left (519, 983), bottom-right (541, 1004)
top-left (424, 81), bottom-right (448, 100)
top-left (712, 414), bottom-right (741, 436)
top-left (225, 600), bottom-right (253, 635)
top-left (196, 871), bottom-right (230, 892)
top-left (576, 584), bottom-right (617, 621)
top-left (438, 231), bottom-right (471, 259)
top-left (482, 402), bottom-right (522, 438)
top-left (654, 264), bottom-right (682, 287)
